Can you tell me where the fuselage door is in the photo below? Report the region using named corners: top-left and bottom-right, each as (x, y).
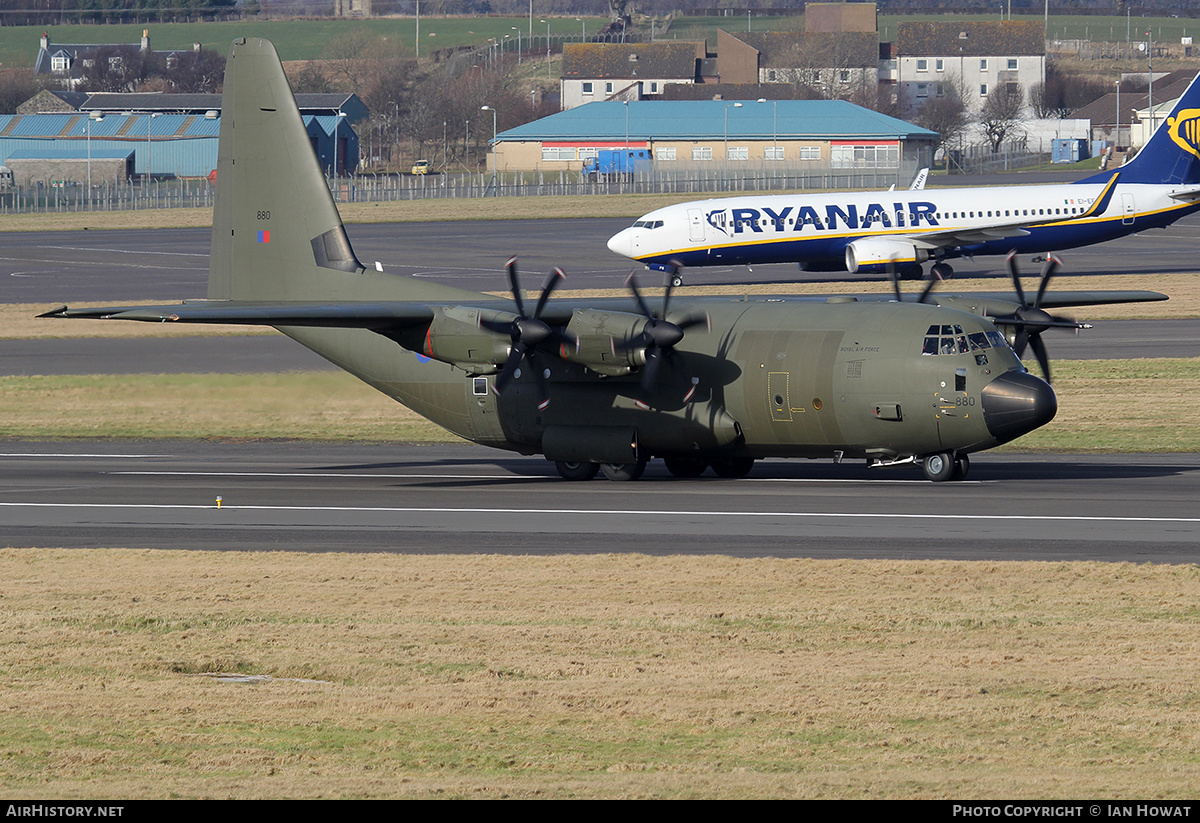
top-left (687, 208), bottom-right (705, 242)
top-left (1122, 192), bottom-right (1136, 225)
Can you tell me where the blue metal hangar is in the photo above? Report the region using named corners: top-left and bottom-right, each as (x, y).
top-left (487, 99), bottom-right (937, 173)
top-left (0, 92), bottom-right (366, 183)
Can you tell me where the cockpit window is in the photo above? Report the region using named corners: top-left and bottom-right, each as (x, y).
top-left (921, 324), bottom-right (1010, 356)
top-left (632, 220), bottom-right (664, 230)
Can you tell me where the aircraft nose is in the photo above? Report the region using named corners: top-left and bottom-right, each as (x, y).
top-left (980, 370), bottom-right (1058, 444)
top-left (607, 227), bottom-right (635, 258)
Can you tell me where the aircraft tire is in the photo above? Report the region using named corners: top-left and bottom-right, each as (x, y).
top-left (663, 456), bottom-right (708, 477)
top-left (670, 274), bottom-right (684, 288)
top-left (600, 458), bottom-right (647, 481)
top-left (952, 454), bottom-right (970, 481)
top-left (922, 452), bottom-right (956, 482)
top-left (556, 461), bottom-right (600, 481)
top-left (710, 456), bottom-right (755, 478)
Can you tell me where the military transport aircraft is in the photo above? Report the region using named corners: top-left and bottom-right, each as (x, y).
top-left (608, 73), bottom-right (1200, 283)
top-left (40, 38), bottom-right (1167, 483)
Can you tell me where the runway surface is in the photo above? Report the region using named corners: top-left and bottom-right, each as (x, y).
top-left (1, 441), bottom-right (1197, 561)
top-left (6, 211), bottom-right (1200, 303)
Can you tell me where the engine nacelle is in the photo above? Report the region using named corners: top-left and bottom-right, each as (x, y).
top-left (420, 305), bottom-right (514, 372)
top-left (560, 308), bottom-right (651, 376)
top-left (844, 237), bottom-right (929, 275)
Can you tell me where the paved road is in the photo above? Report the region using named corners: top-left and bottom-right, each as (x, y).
top-left (1, 441), bottom-right (1197, 560)
top-left (5, 212), bottom-right (1200, 303)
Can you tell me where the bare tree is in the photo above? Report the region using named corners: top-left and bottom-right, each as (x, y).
top-left (979, 83), bottom-right (1025, 153)
top-left (913, 74), bottom-right (971, 156)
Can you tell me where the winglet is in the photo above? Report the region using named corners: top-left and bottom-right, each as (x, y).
top-left (1078, 172), bottom-right (1120, 219)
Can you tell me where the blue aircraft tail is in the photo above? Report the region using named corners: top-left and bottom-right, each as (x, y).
top-left (1080, 71), bottom-right (1200, 186)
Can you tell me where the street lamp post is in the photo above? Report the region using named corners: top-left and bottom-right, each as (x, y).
top-left (513, 26), bottom-right (521, 64)
top-left (724, 102), bottom-right (743, 165)
top-left (86, 111), bottom-right (103, 206)
top-left (145, 112), bottom-right (160, 188)
top-left (1115, 80), bottom-right (1121, 147)
top-left (480, 105), bottom-right (497, 178)
top-left (757, 97), bottom-right (777, 162)
top-left (541, 19), bottom-right (551, 81)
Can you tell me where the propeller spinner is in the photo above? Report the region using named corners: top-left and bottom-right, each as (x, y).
top-left (992, 252), bottom-right (1090, 383)
top-left (482, 257), bottom-right (573, 409)
top-left (620, 268), bottom-right (709, 410)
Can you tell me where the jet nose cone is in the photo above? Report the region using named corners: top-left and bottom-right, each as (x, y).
top-left (980, 370), bottom-right (1058, 445)
top-left (607, 227), bottom-right (634, 258)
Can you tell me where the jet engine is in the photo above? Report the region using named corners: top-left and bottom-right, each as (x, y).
top-left (844, 237), bottom-right (929, 275)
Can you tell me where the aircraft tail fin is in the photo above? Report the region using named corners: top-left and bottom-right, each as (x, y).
top-left (1080, 71), bottom-right (1200, 187)
top-left (208, 37), bottom-right (363, 301)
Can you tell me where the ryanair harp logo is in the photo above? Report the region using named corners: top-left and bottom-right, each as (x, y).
top-left (1168, 108), bottom-right (1200, 161)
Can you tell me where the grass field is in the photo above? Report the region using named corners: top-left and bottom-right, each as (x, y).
top-left (1, 549), bottom-right (1197, 799)
top-left (2, 13), bottom-right (1195, 69)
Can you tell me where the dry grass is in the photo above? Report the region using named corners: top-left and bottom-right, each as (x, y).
top-left (0, 550), bottom-right (1197, 798)
top-left (0, 372), bottom-right (446, 442)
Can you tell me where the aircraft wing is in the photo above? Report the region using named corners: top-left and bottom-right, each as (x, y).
top-left (929, 290), bottom-right (1168, 310)
top-left (39, 301), bottom-right (439, 329)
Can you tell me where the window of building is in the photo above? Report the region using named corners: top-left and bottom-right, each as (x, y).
top-left (656, 146), bottom-right (676, 161)
top-left (542, 146), bottom-right (577, 161)
top-left (839, 69), bottom-right (851, 82)
top-left (979, 59), bottom-right (988, 71)
top-left (798, 146), bottom-right (820, 161)
top-left (605, 82), bottom-right (614, 94)
top-left (51, 54), bottom-right (70, 72)
top-left (980, 83), bottom-right (988, 96)
top-left (916, 83), bottom-right (929, 98)
top-left (935, 59), bottom-right (945, 72)
top-left (728, 146), bottom-right (749, 161)
top-left (916, 59), bottom-right (928, 71)
top-left (648, 81), bottom-right (660, 94)
top-left (692, 146), bottom-right (712, 161)
top-left (582, 82), bottom-right (593, 95)
top-left (831, 144), bottom-right (899, 169)
top-left (577, 147), bottom-right (598, 161)
top-left (765, 146), bottom-right (784, 161)
top-left (1007, 58), bottom-right (1018, 70)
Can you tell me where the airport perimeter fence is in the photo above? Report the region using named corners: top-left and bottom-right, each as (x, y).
top-left (0, 155), bottom-right (1045, 214)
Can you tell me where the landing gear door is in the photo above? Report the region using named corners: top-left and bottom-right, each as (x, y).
top-left (687, 208), bottom-right (705, 242)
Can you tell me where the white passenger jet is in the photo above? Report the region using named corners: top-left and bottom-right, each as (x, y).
top-left (608, 73), bottom-right (1200, 282)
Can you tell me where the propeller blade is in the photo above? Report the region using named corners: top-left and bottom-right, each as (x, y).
top-left (625, 270), bottom-right (655, 319)
top-left (493, 342), bottom-right (527, 395)
top-left (1033, 254), bottom-right (1061, 310)
top-left (887, 259), bottom-right (902, 302)
top-left (1006, 250), bottom-right (1027, 307)
top-left (505, 256), bottom-right (526, 318)
top-left (1013, 328), bottom-right (1030, 358)
top-left (532, 267), bottom-right (565, 319)
top-left (635, 347), bottom-right (664, 410)
top-left (917, 276), bottom-right (938, 304)
top-left (1029, 333), bottom-right (1052, 383)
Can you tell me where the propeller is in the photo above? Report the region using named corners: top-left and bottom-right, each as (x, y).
top-left (991, 251), bottom-right (1090, 383)
top-left (481, 256), bottom-right (572, 409)
top-left (620, 267), bottom-right (709, 410)
top-left (887, 257), bottom-right (938, 304)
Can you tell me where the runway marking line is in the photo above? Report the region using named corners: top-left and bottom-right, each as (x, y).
top-left (0, 501), bottom-right (1197, 525)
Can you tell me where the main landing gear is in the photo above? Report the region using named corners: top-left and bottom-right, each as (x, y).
top-left (554, 456), bottom-right (758, 481)
top-left (922, 452), bottom-right (969, 482)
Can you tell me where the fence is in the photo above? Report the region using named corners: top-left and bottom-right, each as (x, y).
top-left (0, 154), bottom-right (1048, 213)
